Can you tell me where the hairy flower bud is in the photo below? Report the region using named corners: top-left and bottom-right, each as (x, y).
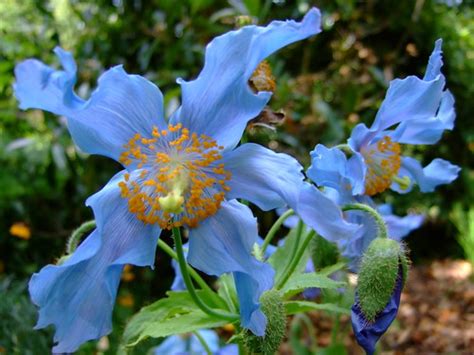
top-left (243, 290), bottom-right (286, 354)
top-left (352, 238), bottom-right (409, 355)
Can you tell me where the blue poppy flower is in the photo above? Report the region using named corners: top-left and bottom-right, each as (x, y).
top-left (307, 39), bottom-right (460, 199)
top-left (153, 329), bottom-right (238, 355)
top-left (15, 9), bottom-right (322, 352)
top-left (351, 264), bottom-right (404, 355)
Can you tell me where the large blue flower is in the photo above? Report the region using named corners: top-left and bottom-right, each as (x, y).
top-left (307, 40), bottom-right (460, 199)
top-left (15, 9), bottom-right (322, 352)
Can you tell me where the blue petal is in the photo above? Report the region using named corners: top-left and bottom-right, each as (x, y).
top-left (379, 208), bottom-right (424, 241)
top-left (14, 47), bottom-right (83, 112)
top-left (276, 207), bottom-right (300, 229)
top-left (29, 171), bottom-right (161, 352)
top-left (172, 8), bottom-right (321, 149)
top-left (391, 157), bottom-right (460, 193)
top-left (219, 344), bottom-right (239, 355)
top-left (307, 144), bottom-right (365, 195)
top-left (338, 209), bottom-right (378, 270)
top-left (351, 266), bottom-right (404, 355)
top-left (187, 200), bottom-right (274, 336)
top-left (390, 90), bottom-right (455, 144)
top-left (296, 183), bottom-right (361, 242)
top-left (154, 329), bottom-right (220, 355)
top-left (15, 48), bottom-right (167, 161)
top-left (370, 41), bottom-right (446, 133)
top-left (424, 39), bottom-right (444, 81)
top-left (171, 243), bottom-right (189, 291)
top-left (223, 143), bottom-right (305, 210)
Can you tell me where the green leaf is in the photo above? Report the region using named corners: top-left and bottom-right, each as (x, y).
top-left (284, 301), bottom-right (350, 316)
top-left (122, 291), bottom-right (229, 347)
top-left (243, 0), bottom-right (261, 16)
top-left (281, 272), bottom-right (346, 298)
top-left (268, 227), bottom-right (310, 280)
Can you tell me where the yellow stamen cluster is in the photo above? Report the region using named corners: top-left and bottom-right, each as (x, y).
top-left (118, 123), bottom-right (231, 229)
top-left (361, 136), bottom-right (401, 196)
top-left (249, 60), bottom-right (276, 93)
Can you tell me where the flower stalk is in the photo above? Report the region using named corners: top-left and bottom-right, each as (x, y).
top-left (172, 227), bottom-right (239, 321)
top-left (261, 209), bottom-right (294, 254)
top-left (342, 203), bottom-right (388, 239)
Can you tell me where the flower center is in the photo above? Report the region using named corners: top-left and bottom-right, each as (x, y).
top-left (360, 136), bottom-right (401, 196)
top-left (118, 123), bottom-right (231, 229)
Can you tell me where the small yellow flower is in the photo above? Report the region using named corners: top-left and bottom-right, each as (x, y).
top-left (9, 222), bottom-right (31, 240)
top-left (118, 294), bottom-right (134, 308)
top-left (121, 264), bottom-right (135, 282)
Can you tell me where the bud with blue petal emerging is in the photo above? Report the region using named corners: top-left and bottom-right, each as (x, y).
top-left (352, 237), bottom-right (409, 355)
top-left (242, 290), bottom-right (286, 354)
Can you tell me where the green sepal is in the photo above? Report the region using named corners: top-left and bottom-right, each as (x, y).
top-left (310, 234), bottom-right (340, 270)
top-left (356, 238), bottom-right (401, 322)
top-left (121, 291), bottom-right (228, 347)
top-left (242, 290), bottom-right (286, 354)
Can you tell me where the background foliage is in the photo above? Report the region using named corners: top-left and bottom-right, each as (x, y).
top-left (0, 0), bottom-right (472, 353)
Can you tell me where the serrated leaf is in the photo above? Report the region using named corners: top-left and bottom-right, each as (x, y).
top-left (284, 301), bottom-right (350, 316)
top-left (122, 291), bottom-right (228, 347)
top-left (281, 272), bottom-right (346, 298)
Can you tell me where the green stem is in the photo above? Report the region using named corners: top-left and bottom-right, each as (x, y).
top-left (67, 220), bottom-right (96, 254)
top-left (193, 331), bottom-right (212, 355)
top-left (334, 143), bottom-right (353, 154)
top-left (276, 230), bottom-right (316, 290)
top-left (342, 203), bottom-right (388, 239)
top-left (261, 209), bottom-right (294, 254)
top-left (172, 227), bottom-right (239, 321)
top-left (157, 239), bottom-right (215, 296)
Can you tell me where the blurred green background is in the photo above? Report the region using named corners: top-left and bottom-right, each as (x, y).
top-left (0, 0), bottom-right (472, 353)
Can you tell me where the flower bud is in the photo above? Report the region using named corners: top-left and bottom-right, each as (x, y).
top-left (351, 238), bottom-right (409, 355)
top-left (243, 290), bottom-right (286, 354)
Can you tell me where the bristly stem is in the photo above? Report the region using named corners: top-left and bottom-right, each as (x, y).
top-left (67, 220), bottom-right (96, 254)
top-left (261, 209), bottom-right (295, 254)
top-left (172, 227), bottom-right (239, 321)
top-left (342, 203), bottom-right (388, 239)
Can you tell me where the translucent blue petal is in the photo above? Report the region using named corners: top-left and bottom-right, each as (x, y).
top-left (172, 8), bottom-right (321, 149)
top-left (14, 47), bottom-right (83, 112)
top-left (153, 329), bottom-right (220, 355)
top-left (424, 39), bottom-right (444, 81)
top-left (352, 266), bottom-right (404, 355)
top-left (338, 209), bottom-right (377, 270)
top-left (348, 123), bottom-right (372, 152)
top-left (187, 200), bottom-right (274, 336)
top-left (390, 90), bottom-right (455, 144)
top-left (307, 144), bottom-right (365, 195)
top-left (171, 243), bottom-right (189, 291)
top-left (296, 183), bottom-right (361, 242)
top-left (223, 143), bottom-right (305, 210)
top-left (15, 48), bottom-right (167, 161)
top-left (380, 210), bottom-right (424, 241)
top-left (370, 41), bottom-right (446, 132)
top-left (391, 157), bottom-right (460, 194)
top-left (29, 171), bottom-right (161, 352)
top-left (219, 344), bottom-right (239, 355)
